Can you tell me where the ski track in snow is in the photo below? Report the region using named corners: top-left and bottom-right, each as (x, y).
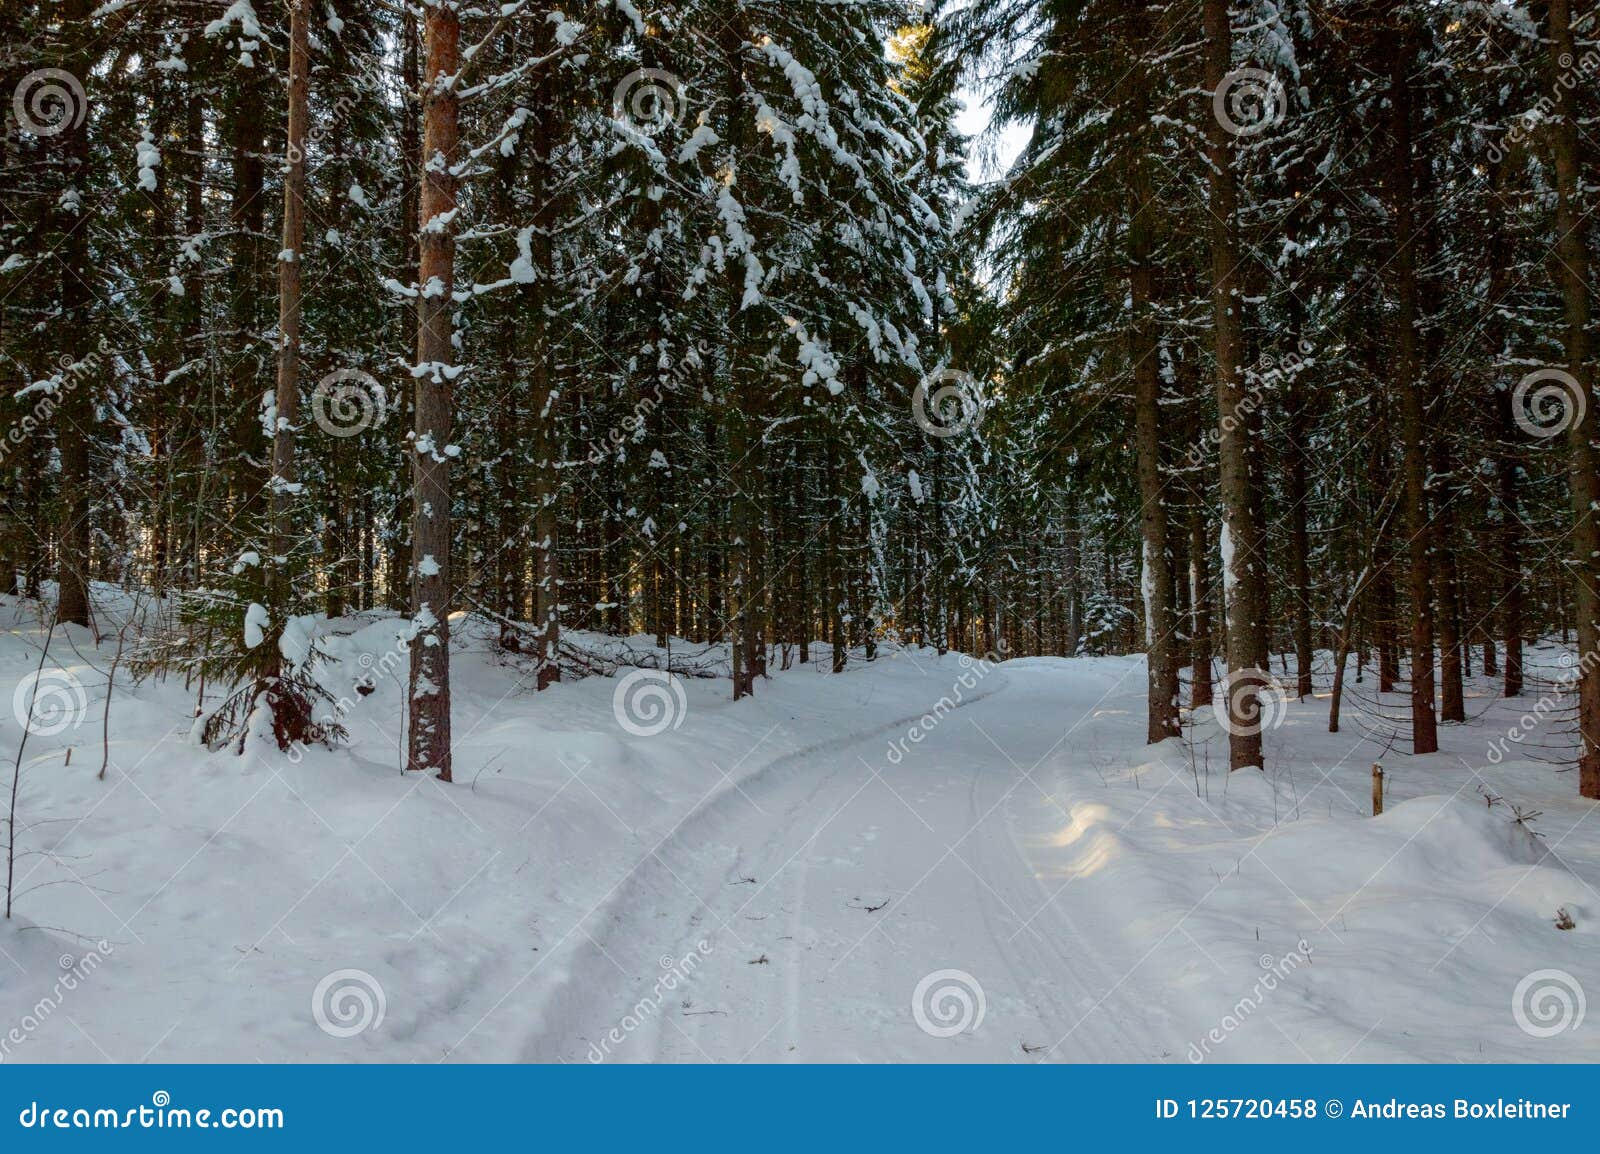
top-left (3, 599), bottom-right (1598, 1064)
top-left (526, 664), bottom-right (1174, 1062)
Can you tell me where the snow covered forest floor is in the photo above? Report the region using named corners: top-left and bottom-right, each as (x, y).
top-left (1, 588), bottom-right (1596, 1064)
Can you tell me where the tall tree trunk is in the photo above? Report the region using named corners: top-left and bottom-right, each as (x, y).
top-left (794, 456), bottom-right (811, 664)
top-left (54, 0), bottom-right (94, 628)
top-left (827, 437), bottom-right (846, 673)
top-left (490, 139), bottom-right (523, 652)
top-left (532, 326), bottom-right (560, 691)
top-left (1483, 156), bottom-right (1524, 698)
top-left (1499, 378), bottom-right (1524, 697)
top-left (389, 6), bottom-right (422, 611)
top-left (1285, 370), bottom-right (1314, 699)
top-left (170, 42), bottom-right (207, 591)
top-left (1129, 192), bottom-right (1178, 742)
top-left (1389, 13), bottom-right (1438, 754)
top-left (1189, 511), bottom-right (1213, 708)
top-left (721, 13), bottom-right (757, 699)
top-left (407, 4), bottom-right (459, 781)
top-left (1374, 519), bottom-right (1399, 693)
top-left (269, 0), bottom-right (310, 627)
top-left (1202, 0), bottom-right (1262, 769)
top-left (526, 69), bottom-right (560, 690)
top-left (227, 37), bottom-right (268, 517)
top-left (1431, 436), bottom-right (1465, 722)
top-left (1547, 0), bottom-right (1600, 798)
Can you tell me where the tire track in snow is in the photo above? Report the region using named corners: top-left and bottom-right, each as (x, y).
top-left (520, 671), bottom-right (1008, 1062)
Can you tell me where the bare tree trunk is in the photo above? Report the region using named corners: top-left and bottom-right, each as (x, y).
top-left (1432, 436), bottom-right (1465, 722)
top-left (1547, 0), bottom-right (1600, 798)
top-left (490, 140), bottom-right (523, 653)
top-left (389, 7), bottom-right (422, 612)
top-left (1330, 485), bottom-right (1401, 733)
top-left (1484, 156), bottom-right (1523, 698)
top-left (1129, 201), bottom-right (1178, 742)
top-left (270, 0), bottom-right (310, 619)
top-left (1202, 0), bottom-right (1261, 769)
top-left (1064, 504), bottom-right (1082, 657)
top-left (526, 71), bottom-right (560, 691)
top-left (795, 459), bottom-right (811, 664)
top-left (1285, 372), bottom-right (1314, 699)
top-left (720, 13), bottom-right (758, 699)
top-left (1374, 520), bottom-right (1398, 693)
top-left (227, 33), bottom-right (268, 517)
top-left (1499, 385), bottom-right (1524, 696)
top-left (1389, 13), bottom-right (1437, 754)
top-left (827, 438), bottom-right (846, 674)
top-left (1189, 512), bottom-right (1213, 708)
top-left (407, 5), bottom-right (459, 781)
top-left (54, 0), bottom-right (94, 629)
top-left (533, 355), bottom-right (560, 691)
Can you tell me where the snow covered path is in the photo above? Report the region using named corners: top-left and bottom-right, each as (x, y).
top-left (3, 600), bottom-right (1597, 1064)
top-left (521, 650), bottom-right (1599, 1065)
top-left (527, 657), bottom-right (1174, 1062)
